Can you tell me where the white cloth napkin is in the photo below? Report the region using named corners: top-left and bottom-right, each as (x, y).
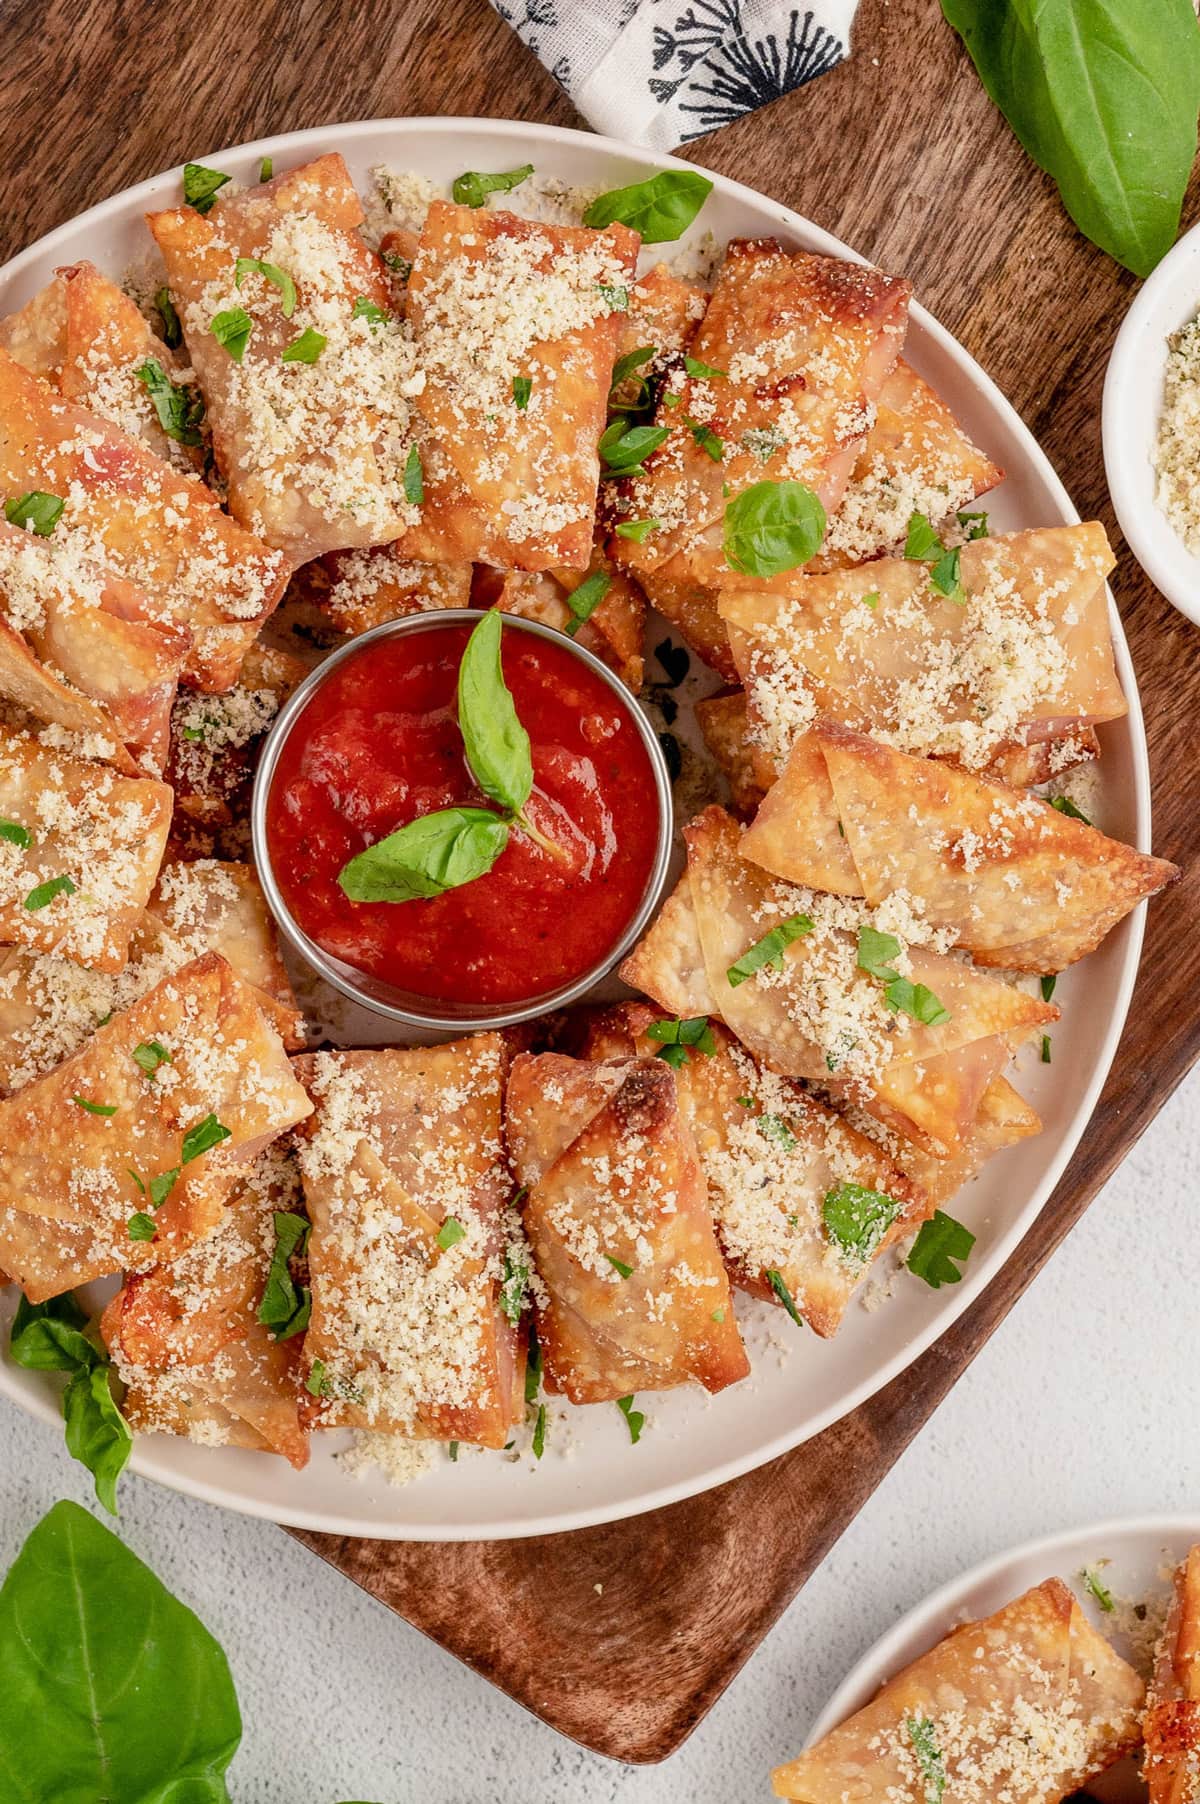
top-left (490, 0), bottom-right (859, 150)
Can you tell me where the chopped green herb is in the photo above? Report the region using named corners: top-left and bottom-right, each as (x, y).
top-left (1050, 793), bottom-right (1091, 824)
top-left (135, 359), bottom-right (204, 446)
top-left (727, 914), bottom-right (814, 986)
top-left (684, 355), bottom-right (727, 380)
top-left (127, 1212), bottom-right (157, 1242)
top-left (72, 1096), bottom-right (116, 1117)
top-left (906, 1210), bottom-right (975, 1288)
top-left (511, 374), bottom-right (532, 410)
top-left (736, 1096), bottom-right (754, 1108)
top-left (564, 569), bottom-right (611, 635)
top-left (956, 508), bottom-right (989, 539)
top-left (182, 162), bottom-right (231, 214)
top-left (605, 1254), bottom-right (634, 1279)
top-left (609, 344), bottom-right (656, 412)
top-left (403, 443), bottom-right (424, 505)
top-left (531, 1402), bottom-right (547, 1459)
top-left (741, 424), bottom-right (787, 464)
top-left (235, 257), bottom-right (296, 317)
top-left (131, 1040), bottom-right (171, 1079)
top-left (448, 1440), bottom-right (460, 1461)
top-left (155, 287), bottom-right (182, 348)
top-left (257, 1210), bottom-right (312, 1340)
top-left (525, 1325), bottom-right (543, 1405)
top-left (4, 491), bottom-right (63, 536)
top-left (0, 819), bottom-right (31, 849)
top-left (856, 925), bottom-right (950, 1026)
top-left (614, 517), bottom-right (662, 543)
top-left (823, 1182), bottom-right (902, 1264)
top-left (929, 545), bottom-right (966, 603)
top-left (903, 511), bottom-right (945, 560)
top-left (209, 306), bottom-right (253, 362)
top-left (1041, 973), bottom-right (1057, 1002)
top-left (687, 418), bottom-right (723, 461)
top-left (596, 283), bottom-right (630, 311)
top-left (437, 1216), bottom-right (467, 1251)
top-left (906, 1716), bottom-right (946, 1804)
top-left (382, 250), bottom-right (413, 280)
top-left (766, 1267), bottom-right (804, 1326)
top-left (645, 1015), bottom-right (717, 1067)
top-left (181, 1113), bottom-right (231, 1164)
top-left (615, 1394), bottom-right (645, 1442)
top-left (711, 1307), bottom-right (726, 1324)
top-left (599, 419), bottom-right (670, 476)
top-left (862, 590), bottom-right (880, 610)
top-left (1082, 1566), bottom-right (1116, 1612)
top-left (499, 1245), bottom-right (529, 1324)
top-left (351, 294), bottom-right (388, 327)
top-left (451, 163), bottom-right (534, 208)
top-left (149, 1169), bottom-right (178, 1209)
top-left (759, 1113), bottom-right (798, 1152)
top-left (281, 326), bottom-right (326, 364)
top-left (305, 1359), bottom-right (327, 1397)
top-left (1041, 1033), bottom-right (1053, 1063)
top-left (24, 874), bottom-right (76, 912)
top-left (258, 155), bottom-right (273, 182)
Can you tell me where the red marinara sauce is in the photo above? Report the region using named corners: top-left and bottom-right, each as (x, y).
top-left (266, 619), bottom-right (663, 1006)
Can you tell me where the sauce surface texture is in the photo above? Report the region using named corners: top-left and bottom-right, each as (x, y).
top-left (266, 619), bottom-right (662, 1005)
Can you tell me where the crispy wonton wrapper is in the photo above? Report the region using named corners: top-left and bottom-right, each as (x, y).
top-left (486, 548), bottom-right (646, 691)
top-left (695, 689), bottom-right (767, 818)
top-left (0, 950), bottom-right (312, 1300)
top-left (772, 1578), bottom-right (1144, 1803)
top-left (506, 1051), bottom-right (748, 1399)
top-left (293, 1038), bottom-right (524, 1448)
top-left (742, 721), bottom-right (1178, 971)
top-left (1145, 1546), bottom-right (1200, 1804)
top-left (102, 1142), bottom-right (309, 1468)
top-left (621, 807), bottom-right (1055, 1155)
top-left (305, 545), bottom-right (472, 636)
top-left (574, 1004), bottom-right (928, 1337)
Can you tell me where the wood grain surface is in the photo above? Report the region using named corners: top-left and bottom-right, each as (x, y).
top-left (4, 0), bottom-right (1198, 1764)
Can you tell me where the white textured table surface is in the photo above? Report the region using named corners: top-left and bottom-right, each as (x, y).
top-left (2, 1064), bottom-right (1197, 1804)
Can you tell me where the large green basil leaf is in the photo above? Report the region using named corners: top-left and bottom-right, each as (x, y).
top-left (9, 1292), bottom-right (95, 1372)
top-left (338, 805), bottom-right (509, 903)
top-left (63, 1366), bottom-right (133, 1517)
top-left (583, 169), bottom-right (713, 243)
top-left (941, 0), bottom-right (1200, 277)
top-left (723, 480), bottom-right (826, 577)
top-left (456, 611), bottom-right (533, 813)
top-left (0, 1501), bottom-right (242, 1802)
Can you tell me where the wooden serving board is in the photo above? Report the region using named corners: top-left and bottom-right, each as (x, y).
top-left (5, 0), bottom-right (1199, 1765)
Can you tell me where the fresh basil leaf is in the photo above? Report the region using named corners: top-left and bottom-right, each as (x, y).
top-left (614, 517), bottom-right (662, 543)
top-left (403, 442), bottom-right (424, 505)
top-left (452, 163), bottom-right (534, 208)
top-left (906, 1209), bottom-right (975, 1288)
top-left (150, 1167), bottom-right (179, 1208)
top-left (235, 256), bottom-right (296, 317)
top-left (4, 490), bottom-right (63, 536)
top-left (823, 1182), bottom-right (902, 1264)
top-left (156, 286), bottom-right (183, 348)
top-left (63, 1365), bottom-right (133, 1515)
top-left (0, 1501), bottom-right (242, 1792)
top-left (181, 1112), bottom-right (232, 1164)
top-left (903, 510), bottom-right (944, 559)
top-left (1050, 793), bottom-right (1091, 824)
top-left (525, 1324), bottom-right (542, 1405)
top-left (684, 355), bottom-right (727, 379)
top-left (135, 358), bottom-right (205, 446)
top-left (127, 1212), bottom-right (158, 1241)
top-left (723, 480), bottom-right (826, 576)
top-left (0, 818), bottom-right (30, 848)
top-left (1041, 1033), bottom-right (1053, 1063)
top-left (351, 294), bottom-right (388, 327)
top-left (615, 1394), bottom-right (645, 1443)
top-left (457, 610), bottom-right (533, 813)
top-left (957, 508), bottom-right (989, 539)
top-left (72, 1095), bottom-right (117, 1117)
top-left (281, 326), bottom-right (326, 364)
top-left (437, 1216), bottom-right (467, 1251)
top-left (862, 590), bottom-right (880, 610)
top-left (856, 924), bottom-right (902, 978)
top-left (583, 168), bottom-right (713, 243)
top-left (511, 374), bottom-right (532, 410)
top-left (183, 161), bottom-right (231, 214)
top-left (531, 1401), bottom-right (547, 1459)
top-left (766, 1267), bottom-right (804, 1326)
top-left (499, 1246), bottom-right (529, 1324)
top-left (382, 249), bottom-right (412, 280)
top-left (9, 1292), bottom-right (94, 1372)
top-left (306, 1358), bottom-right (328, 1397)
top-left (447, 1442), bottom-right (459, 1463)
top-left (564, 570), bottom-right (611, 635)
top-left (940, 0), bottom-right (1200, 278)
top-left (24, 873), bottom-right (76, 911)
top-left (599, 419), bottom-right (670, 475)
top-left (210, 305), bottom-right (253, 361)
top-left (257, 1210), bottom-right (312, 1339)
top-left (1041, 973), bottom-right (1058, 1003)
top-left (132, 1038), bottom-right (171, 1079)
top-left (609, 344), bottom-right (656, 410)
top-left (259, 155), bottom-right (273, 182)
top-left (339, 805), bottom-right (509, 903)
top-left (687, 418), bottom-right (723, 461)
top-left (645, 1015), bottom-right (717, 1063)
top-left (884, 977), bottom-right (951, 1026)
top-left (905, 1715), bottom-right (947, 1804)
top-left (727, 913), bottom-right (814, 986)
top-left (605, 1254), bottom-right (634, 1279)
top-left (597, 283), bottom-right (630, 311)
top-left (929, 545), bottom-right (965, 602)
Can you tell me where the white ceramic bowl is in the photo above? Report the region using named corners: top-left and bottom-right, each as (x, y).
top-left (803, 1515), bottom-right (1200, 1791)
top-left (0, 118), bottom-right (1152, 1539)
top-left (1105, 217), bottom-right (1200, 626)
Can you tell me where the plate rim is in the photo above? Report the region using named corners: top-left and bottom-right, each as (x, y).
top-left (0, 113), bottom-right (1151, 1539)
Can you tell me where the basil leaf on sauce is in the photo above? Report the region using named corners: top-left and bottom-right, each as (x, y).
top-left (583, 169), bottom-right (713, 243)
top-left (452, 164), bottom-right (534, 208)
top-left (457, 609), bottom-right (534, 814)
top-left (339, 806), bottom-right (510, 903)
top-left (723, 480), bottom-right (826, 576)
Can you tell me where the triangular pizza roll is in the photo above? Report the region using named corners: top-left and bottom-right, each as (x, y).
top-left (0, 260), bottom-right (204, 473)
top-left (146, 859), bottom-right (304, 1047)
top-left (613, 240), bottom-right (910, 582)
top-left (0, 724), bottom-right (172, 970)
top-left (1145, 1546), bottom-right (1200, 1804)
top-left (743, 721), bottom-right (1178, 970)
top-left (622, 808), bottom-right (1055, 1154)
top-left (101, 1142), bottom-right (309, 1467)
top-left (149, 155), bottom-right (419, 563)
top-left (506, 1051), bottom-right (748, 1401)
top-left (574, 1004), bottom-right (928, 1337)
top-left (293, 1038), bottom-right (525, 1448)
top-left (0, 950), bottom-right (313, 1301)
top-left (720, 523), bottom-right (1127, 785)
top-left (0, 347), bottom-right (286, 690)
top-left (393, 202), bottom-right (639, 571)
top-left (696, 690), bottom-right (767, 819)
top-left (772, 1578), bottom-right (1144, 1802)
top-left (847, 1075), bottom-right (1042, 1210)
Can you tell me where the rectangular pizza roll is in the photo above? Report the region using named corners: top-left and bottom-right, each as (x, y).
top-left (101, 1141), bottom-right (309, 1467)
top-left (621, 806), bottom-right (1056, 1155)
top-left (488, 547), bottom-right (646, 691)
top-left (0, 260), bottom-right (205, 474)
top-left (303, 544), bottom-right (472, 637)
top-left (0, 949), bottom-right (313, 1300)
top-left (772, 1578), bottom-right (1144, 1802)
top-left (0, 347), bottom-right (287, 690)
top-left (293, 1037), bottom-right (525, 1448)
top-left (149, 154), bottom-right (422, 563)
top-left (393, 201), bottom-right (639, 571)
top-left (573, 1003), bottom-right (928, 1337)
top-left (612, 240), bottom-right (910, 582)
top-left (695, 689), bottom-right (768, 818)
top-left (0, 724), bottom-right (172, 970)
top-left (720, 522), bottom-right (1127, 786)
top-left (1145, 1546), bottom-right (1200, 1803)
top-left (506, 1051), bottom-right (749, 1400)
top-left (742, 720), bottom-right (1178, 971)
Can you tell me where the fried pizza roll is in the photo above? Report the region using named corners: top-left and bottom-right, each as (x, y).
top-left (772, 1579), bottom-right (1144, 1803)
top-left (741, 720), bottom-right (1177, 971)
top-left (0, 347), bottom-right (287, 690)
top-left (719, 523), bottom-right (1127, 788)
top-left (305, 545), bottom-right (472, 637)
top-left (505, 1051), bottom-right (749, 1400)
top-left (695, 689), bottom-right (768, 817)
top-left (490, 547), bottom-right (647, 691)
top-left (294, 1038), bottom-right (524, 1448)
top-left (621, 807), bottom-right (1056, 1155)
top-left (393, 202), bottom-right (639, 571)
top-left (0, 724), bottom-right (172, 970)
top-left (574, 1003), bottom-right (927, 1336)
top-left (1145, 1547), bottom-right (1200, 1804)
top-left (612, 240), bottom-right (910, 582)
top-left (101, 1142), bottom-right (309, 1467)
top-left (0, 950), bottom-right (312, 1300)
top-left (149, 154), bottom-right (422, 563)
